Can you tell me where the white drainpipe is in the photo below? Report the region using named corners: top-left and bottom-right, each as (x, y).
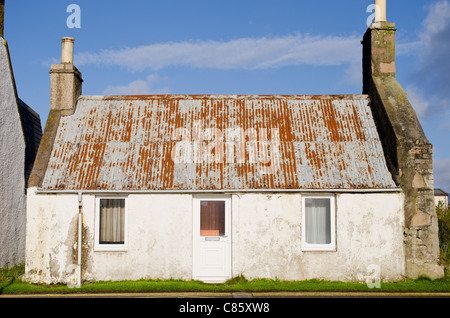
top-left (77, 191), bottom-right (83, 287)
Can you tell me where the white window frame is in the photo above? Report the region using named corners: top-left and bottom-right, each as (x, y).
top-left (94, 196), bottom-right (128, 252)
top-left (301, 194), bottom-right (336, 252)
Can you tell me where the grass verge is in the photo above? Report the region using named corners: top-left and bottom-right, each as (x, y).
top-left (1, 265), bottom-right (450, 295)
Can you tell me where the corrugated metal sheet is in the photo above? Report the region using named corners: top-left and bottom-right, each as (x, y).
top-left (40, 95), bottom-right (396, 190)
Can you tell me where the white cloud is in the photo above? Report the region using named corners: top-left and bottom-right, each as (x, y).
top-left (342, 60), bottom-right (362, 86)
top-left (422, 0), bottom-right (450, 42)
top-left (396, 41), bottom-right (422, 57)
top-left (397, 1), bottom-right (450, 121)
top-left (75, 33), bottom-right (361, 72)
top-left (103, 74), bottom-right (170, 95)
top-left (405, 85), bottom-right (430, 119)
top-left (434, 158), bottom-right (450, 193)
top-left (41, 57), bottom-right (59, 68)
top-left (415, 1), bottom-right (450, 101)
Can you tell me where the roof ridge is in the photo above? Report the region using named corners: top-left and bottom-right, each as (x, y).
top-left (78, 94), bottom-right (370, 101)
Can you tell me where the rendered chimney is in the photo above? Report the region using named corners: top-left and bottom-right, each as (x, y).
top-left (49, 37), bottom-right (83, 115)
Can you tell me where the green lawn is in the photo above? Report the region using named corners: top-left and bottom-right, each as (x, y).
top-left (1, 265), bottom-right (450, 295)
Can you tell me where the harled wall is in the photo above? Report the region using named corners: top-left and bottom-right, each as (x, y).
top-left (0, 38), bottom-right (27, 268)
top-left (24, 189), bottom-right (405, 284)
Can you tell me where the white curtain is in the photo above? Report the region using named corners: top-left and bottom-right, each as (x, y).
top-left (305, 198), bottom-right (331, 244)
top-left (100, 199), bottom-right (125, 244)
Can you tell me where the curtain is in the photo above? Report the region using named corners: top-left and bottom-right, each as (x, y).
top-left (200, 201), bottom-right (225, 236)
top-left (305, 198), bottom-right (331, 244)
top-left (100, 199), bottom-right (125, 244)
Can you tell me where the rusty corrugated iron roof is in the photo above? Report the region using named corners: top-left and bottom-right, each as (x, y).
top-left (40, 94), bottom-right (396, 191)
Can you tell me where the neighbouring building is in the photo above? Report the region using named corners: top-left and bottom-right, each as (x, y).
top-left (24, 1), bottom-right (444, 284)
top-left (434, 188), bottom-right (448, 208)
top-left (0, 0), bottom-right (42, 268)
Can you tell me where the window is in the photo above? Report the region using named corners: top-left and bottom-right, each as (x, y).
top-left (302, 195), bottom-right (336, 251)
top-left (95, 197), bottom-right (127, 251)
top-left (200, 201), bottom-right (226, 236)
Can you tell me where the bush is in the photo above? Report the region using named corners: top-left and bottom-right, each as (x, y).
top-left (0, 264), bottom-right (24, 283)
top-left (437, 202), bottom-right (450, 272)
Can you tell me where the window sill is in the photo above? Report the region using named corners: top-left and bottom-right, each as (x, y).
top-left (302, 245), bottom-right (336, 252)
top-left (94, 245), bottom-right (128, 252)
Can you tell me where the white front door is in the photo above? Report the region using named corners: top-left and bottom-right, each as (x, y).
top-left (193, 195), bottom-right (231, 283)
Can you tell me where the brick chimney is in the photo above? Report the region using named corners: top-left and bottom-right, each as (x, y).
top-left (0, 0), bottom-right (5, 38)
top-left (362, 0), bottom-right (396, 93)
top-left (362, 1), bottom-right (444, 279)
top-left (49, 37), bottom-right (83, 115)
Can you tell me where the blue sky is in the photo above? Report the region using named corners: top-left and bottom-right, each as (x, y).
top-left (3, 0), bottom-right (450, 193)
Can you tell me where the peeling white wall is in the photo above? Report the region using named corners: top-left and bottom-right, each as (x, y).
top-left (84, 194), bottom-right (193, 282)
top-left (234, 193), bottom-right (405, 282)
top-left (24, 189), bottom-right (405, 284)
top-left (0, 38), bottom-right (26, 268)
top-left (24, 189), bottom-right (193, 284)
top-left (24, 191), bottom-right (78, 283)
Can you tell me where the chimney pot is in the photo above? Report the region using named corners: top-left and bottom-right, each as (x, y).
top-left (375, 0), bottom-right (387, 22)
top-left (61, 37), bottom-right (74, 64)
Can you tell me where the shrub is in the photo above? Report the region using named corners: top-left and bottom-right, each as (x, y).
top-left (0, 264), bottom-right (24, 283)
top-left (437, 202), bottom-right (450, 272)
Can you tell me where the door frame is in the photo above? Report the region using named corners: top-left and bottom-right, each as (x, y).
top-left (192, 194), bottom-right (232, 283)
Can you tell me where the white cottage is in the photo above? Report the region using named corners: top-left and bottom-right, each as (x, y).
top-left (434, 189), bottom-right (448, 208)
top-left (24, 1), bottom-right (443, 285)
